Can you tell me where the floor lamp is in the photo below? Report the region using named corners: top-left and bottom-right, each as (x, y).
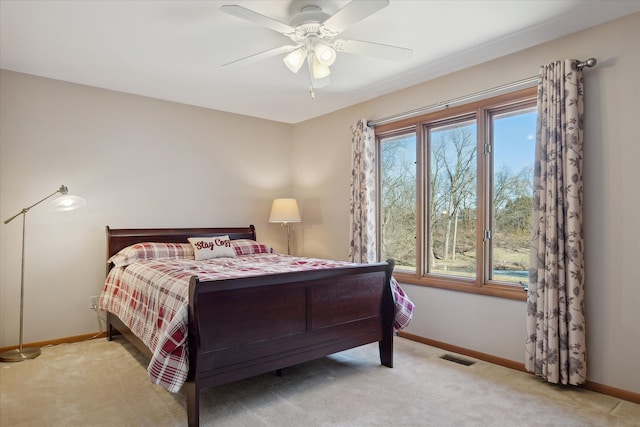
top-left (268, 198), bottom-right (301, 255)
top-left (0, 185), bottom-right (86, 362)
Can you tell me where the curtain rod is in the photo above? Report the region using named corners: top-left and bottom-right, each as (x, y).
top-left (368, 58), bottom-right (597, 127)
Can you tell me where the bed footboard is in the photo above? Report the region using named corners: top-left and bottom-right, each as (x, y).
top-left (185, 260), bottom-right (395, 427)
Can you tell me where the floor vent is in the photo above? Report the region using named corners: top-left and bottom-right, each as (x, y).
top-left (440, 354), bottom-right (475, 366)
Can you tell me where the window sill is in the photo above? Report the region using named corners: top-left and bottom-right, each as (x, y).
top-left (393, 272), bottom-right (528, 301)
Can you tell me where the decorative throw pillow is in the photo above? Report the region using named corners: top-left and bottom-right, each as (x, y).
top-left (108, 242), bottom-right (194, 267)
top-left (188, 235), bottom-right (237, 261)
top-left (231, 239), bottom-right (275, 256)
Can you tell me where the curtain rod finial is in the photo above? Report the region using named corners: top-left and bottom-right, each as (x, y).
top-left (578, 58), bottom-right (596, 69)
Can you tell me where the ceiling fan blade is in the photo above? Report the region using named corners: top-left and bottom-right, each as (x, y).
top-left (334, 39), bottom-right (412, 61)
top-left (322, 0), bottom-right (389, 34)
top-left (222, 45), bottom-right (298, 67)
top-left (220, 5), bottom-right (295, 34)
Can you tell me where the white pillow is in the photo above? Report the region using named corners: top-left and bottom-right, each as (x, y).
top-left (188, 235), bottom-right (237, 261)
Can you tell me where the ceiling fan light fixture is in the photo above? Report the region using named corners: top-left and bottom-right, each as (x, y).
top-left (311, 57), bottom-right (331, 79)
top-left (221, 1), bottom-right (411, 96)
top-left (314, 43), bottom-right (336, 66)
top-left (283, 48), bottom-right (306, 73)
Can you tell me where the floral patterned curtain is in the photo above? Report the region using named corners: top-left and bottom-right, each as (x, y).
top-left (349, 119), bottom-right (377, 263)
top-left (525, 59), bottom-right (586, 385)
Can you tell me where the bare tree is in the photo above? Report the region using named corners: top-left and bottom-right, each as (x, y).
top-left (432, 126), bottom-right (477, 262)
top-left (381, 125), bottom-right (532, 275)
top-left (380, 137), bottom-right (416, 267)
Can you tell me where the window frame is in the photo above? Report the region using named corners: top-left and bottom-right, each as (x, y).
top-left (375, 87), bottom-right (537, 301)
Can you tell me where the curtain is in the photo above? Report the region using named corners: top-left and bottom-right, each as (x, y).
top-left (349, 119), bottom-right (377, 263)
top-left (349, 119), bottom-right (415, 331)
top-left (525, 59), bottom-right (586, 385)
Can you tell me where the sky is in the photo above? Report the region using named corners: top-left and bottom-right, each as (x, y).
top-left (493, 108), bottom-right (536, 174)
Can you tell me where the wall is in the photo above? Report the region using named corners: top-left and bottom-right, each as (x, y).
top-left (0, 71), bottom-right (293, 346)
top-left (291, 13), bottom-right (640, 393)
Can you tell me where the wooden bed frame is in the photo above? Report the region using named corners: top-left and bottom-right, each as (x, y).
top-left (105, 225), bottom-right (395, 427)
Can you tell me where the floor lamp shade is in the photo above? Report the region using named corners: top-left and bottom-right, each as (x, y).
top-left (269, 198), bottom-right (301, 223)
top-left (269, 198), bottom-right (301, 255)
top-left (0, 185), bottom-right (86, 362)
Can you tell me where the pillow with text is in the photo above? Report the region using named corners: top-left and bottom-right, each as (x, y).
top-left (188, 235), bottom-right (237, 261)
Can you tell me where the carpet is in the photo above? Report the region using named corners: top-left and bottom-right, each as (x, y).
top-left (1, 337), bottom-right (638, 426)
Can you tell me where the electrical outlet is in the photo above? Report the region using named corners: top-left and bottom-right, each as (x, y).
top-left (89, 295), bottom-right (98, 310)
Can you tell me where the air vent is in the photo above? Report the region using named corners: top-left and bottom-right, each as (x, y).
top-left (440, 354), bottom-right (475, 366)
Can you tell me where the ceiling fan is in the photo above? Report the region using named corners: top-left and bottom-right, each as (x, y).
top-left (220, 0), bottom-right (412, 97)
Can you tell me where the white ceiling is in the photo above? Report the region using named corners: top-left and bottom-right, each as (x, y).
top-left (1, 1), bottom-right (639, 124)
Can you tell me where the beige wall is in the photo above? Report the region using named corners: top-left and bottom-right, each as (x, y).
top-left (1, 13), bottom-right (638, 395)
top-left (0, 71), bottom-right (293, 346)
top-left (291, 13), bottom-right (640, 393)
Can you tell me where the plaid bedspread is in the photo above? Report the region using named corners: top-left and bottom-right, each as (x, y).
top-left (98, 253), bottom-right (413, 392)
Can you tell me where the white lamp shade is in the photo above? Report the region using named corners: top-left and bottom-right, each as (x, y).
top-left (314, 43), bottom-right (336, 66)
top-left (50, 194), bottom-right (86, 212)
top-left (311, 58), bottom-right (331, 79)
top-left (269, 198), bottom-right (301, 223)
top-left (283, 48), bottom-right (306, 73)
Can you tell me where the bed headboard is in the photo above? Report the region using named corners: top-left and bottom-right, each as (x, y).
top-left (106, 225), bottom-right (256, 258)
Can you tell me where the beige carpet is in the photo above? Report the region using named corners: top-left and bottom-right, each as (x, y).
top-left (1, 337), bottom-right (638, 426)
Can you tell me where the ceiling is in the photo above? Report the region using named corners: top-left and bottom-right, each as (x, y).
top-left (1, 1), bottom-right (639, 124)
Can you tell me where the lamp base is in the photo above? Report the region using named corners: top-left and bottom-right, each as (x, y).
top-left (0, 347), bottom-right (41, 362)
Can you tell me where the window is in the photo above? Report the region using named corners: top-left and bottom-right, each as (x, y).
top-left (380, 132), bottom-right (417, 272)
top-left (428, 117), bottom-right (478, 279)
top-left (377, 88), bottom-right (536, 300)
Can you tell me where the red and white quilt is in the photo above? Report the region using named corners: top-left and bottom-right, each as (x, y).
top-left (99, 253), bottom-right (413, 392)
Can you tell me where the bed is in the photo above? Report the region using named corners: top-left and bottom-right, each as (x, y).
top-left (99, 225), bottom-right (409, 426)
